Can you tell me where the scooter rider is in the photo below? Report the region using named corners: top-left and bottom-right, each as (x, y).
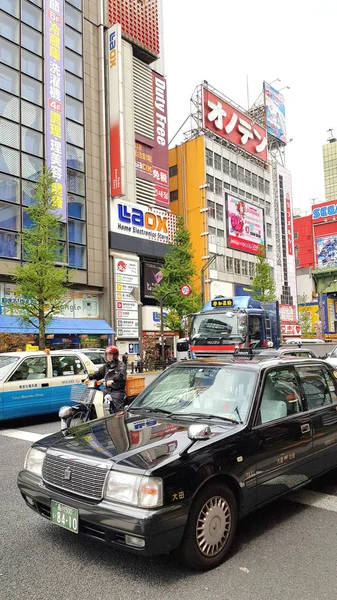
top-left (89, 346), bottom-right (126, 413)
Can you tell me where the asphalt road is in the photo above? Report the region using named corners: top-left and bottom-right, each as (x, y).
top-left (2, 408), bottom-right (337, 599)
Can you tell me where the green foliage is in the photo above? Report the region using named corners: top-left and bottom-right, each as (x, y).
top-left (153, 216), bottom-right (201, 335)
top-left (251, 245), bottom-right (276, 301)
top-left (8, 166), bottom-right (72, 349)
top-left (298, 294), bottom-right (314, 337)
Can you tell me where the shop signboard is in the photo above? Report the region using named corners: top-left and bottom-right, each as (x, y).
top-left (107, 24), bottom-right (124, 197)
top-left (264, 82), bottom-right (287, 143)
top-left (152, 72), bottom-right (169, 206)
top-left (316, 235), bottom-right (337, 269)
top-left (114, 258), bottom-right (139, 339)
top-left (227, 195), bottom-right (265, 255)
top-left (110, 200), bottom-right (176, 244)
top-left (135, 141), bottom-right (153, 183)
top-left (44, 0), bottom-right (66, 221)
top-left (143, 262), bottom-right (163, 299)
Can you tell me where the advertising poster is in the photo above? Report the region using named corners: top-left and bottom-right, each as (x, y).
top-left (135, 141), bottom-right (153, 183)
top-left (152, 72), bottom-right (169, 206)
top-left (264, 82), bottom-right (287, 143)
top-left (316, 236), bottom-right (337, 269)
top-left (108, 24), bottom-right (124, 197)
top-left (143, 262), bottom-right (163, 299)
top-left (227, 195), bottom-right (265, 255)
top-left (203, 87), bottom-right (268, 162)
top-left (114, 258), bottom-right (139, 339)
top-left (44, 0), bottom-right (66, 221)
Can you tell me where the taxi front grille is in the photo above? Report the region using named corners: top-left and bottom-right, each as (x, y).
top-left (42, 453), bottom-right (108, 500)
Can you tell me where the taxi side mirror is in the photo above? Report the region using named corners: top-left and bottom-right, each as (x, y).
top-left (188, 424), bottom-right (212, 441)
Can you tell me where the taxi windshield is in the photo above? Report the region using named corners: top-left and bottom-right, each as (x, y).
top-left (0, 356), bottom-right (19, 380)
top-left (132, 366), bottom-right (256, 422)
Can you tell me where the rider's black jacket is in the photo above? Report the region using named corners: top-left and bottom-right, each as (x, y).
top-left (89, 359), bottom-right (126, 392)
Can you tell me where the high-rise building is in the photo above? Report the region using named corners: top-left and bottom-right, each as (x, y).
top-left (0, 0), bottom-right (173, 354)
top-left (323, 134), bottom-right (337, 201)
top-left (169, 82), bottom-right (298, 338)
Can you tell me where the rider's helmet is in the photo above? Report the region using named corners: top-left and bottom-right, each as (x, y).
top-left (105, 345), bottom-right (119, 358)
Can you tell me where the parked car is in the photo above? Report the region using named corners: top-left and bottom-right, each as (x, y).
top-left (0, 350), bottom-right (96, 421)
top-left (18, 355), bottom-right (337, 571)
top-left (284, 338), bottom-right (326, 345)
top-left (257, 348), bottom-right (317, 359)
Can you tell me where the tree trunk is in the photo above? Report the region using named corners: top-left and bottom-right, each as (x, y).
top-left (39, 307), bottom-right (45, 350)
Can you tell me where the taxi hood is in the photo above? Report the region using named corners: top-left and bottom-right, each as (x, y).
top-left (38, 411), bottom-right (236, 472)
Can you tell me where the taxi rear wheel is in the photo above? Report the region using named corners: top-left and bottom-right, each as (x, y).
top-left (180, 483), bottom-right (237, 571)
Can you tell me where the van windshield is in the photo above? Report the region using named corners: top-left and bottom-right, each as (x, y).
top-left (0, 356), bottom-right (19, 380)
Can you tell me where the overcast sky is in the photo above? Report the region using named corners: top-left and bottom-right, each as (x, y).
top-left (162, 0), bottom-right (337, 213)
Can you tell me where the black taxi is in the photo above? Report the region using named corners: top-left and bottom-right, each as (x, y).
top-left (18, 356), bottom-right (337, 571)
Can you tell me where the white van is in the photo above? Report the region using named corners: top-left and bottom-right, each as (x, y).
top-left (176, 338), bottom-right (190, 361)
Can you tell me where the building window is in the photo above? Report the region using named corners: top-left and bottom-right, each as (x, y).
top-left (253, 195), bottom-right (258, 203)
top-left (239, 189), bottom-right (245, 197)
top-left (65, 48), bottom-right (83, 78)
top-left (169, 164), bottom-right (177, 177)
top-left (294, 232), bottom-right (298, 239)
top-left (69, 244), bottom-right (86, 269)
top-left (66, 72), bottom-right (83, 101)
top-left (267, 244), bottom-right (273, 254)
top-left (207, 200), bottom-right (215, 219)
top-left (242, 260), bottom-right (248, 276)
top-left (22, 180), bottom-right (37, 206)
top-left (209, 226), bottom-right (216, 245)
top-left (22, 127), bottom-right (43, 157)
top-left (234, 258), bottom-right (241, 274)
top-left (66, 96), bottom-right (83, 124)
top-left (0, 230), bottom-right (19, 258)
top-left (230, 162), bottom-right (237, 179)
top-left (65, 3), bottom-right (83, 32)
top-left (0, 145), bottom-right (20, 176)
top-left (245, 170), bottom-right (251, 186)
top-left (252, 173), bottom-right (257, 189)
top-left (21, 24), bottom-right (42, 56)
top-left (206, 173), bottom-right (214, 192)
top-left (0, 11), bottom-right (20, 42)
top-left (0, 118), bottom-right (20, 149)
top-left (68, 194), bottom-right (85, 219)
top-left (21, 75), bottom-right (42, 105)
top-left (66, 145), bottom-right (84, 172)
top-left (226, 256), bottom-right (233, 273)
top-left (68, 219), bottom-right (85, 244)
top-left (238, 166), bottom-right (244, 183)
top-left (216, 203), bottom-right (223, 221)
top-left (0, 39), bottom-right (20, 70)
top-left (21, 153), bottom-right (42, 181)
top-left (216, 228), bottom-right (224, 246)
top-left (215, 178), bottom-right (222, 196)
top-left (223, 181), bottom-right (230, 190)
top-left (266, 201), bottom-right (271, 216)
top-left (231, 186), bottom-right (238, 193)
top-left (65, 25), bottom-right (82, 54)
top-left (258, 176), bottom-right (264, 193)
top-left (21, 49), bottom-right (42, 81)
top-left (265, 180), bottom-right (270, 195)
top-left (0, 64), bottom-right (19, 95)
top-left (249, 262), bottom-right (255, 277)
top-left (0, 200), bottom-right (20, 230)
top-left (67, 169), bottom-right (85, 196)
top-left (216, 255), bottom-right (225, 272)
top-left (223, 158), bottom-right (229, 175)
top-left (170, 189), bottom-right (178, 202)
top-left (206, 148), bottom-right (213, 167)
top-left (266, 223), bottom-right (272, 238)
top-left (214, 153), bottom-right (221, 171)
top-left (21, 1), bottom-right (42, 31)
top-left (66, 121), bottom-right (84, 148)
top-left (246, 192), bottom-right (252, 199)
top-left (0, 173), bottom-right (20, 203)
top-left (67, 0), bottom-right (82, 8)
top-left (1, 0), bottom-right (20, 17)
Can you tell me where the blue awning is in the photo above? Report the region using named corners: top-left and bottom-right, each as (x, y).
top-left (0, 316), bottom-right (115, 335)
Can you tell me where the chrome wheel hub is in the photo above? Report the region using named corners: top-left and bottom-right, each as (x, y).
top-left (196, 495), bottom-right (231, 557)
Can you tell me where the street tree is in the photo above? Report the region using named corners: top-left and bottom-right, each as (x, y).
top-left (251, 245), bottom-right (276, 301)
top-left (153, 216), bottom-right (201, 336)
top-left (8, 167), bottom-right (72, 350)
top-left (298, 294), bottom-right (314, 337)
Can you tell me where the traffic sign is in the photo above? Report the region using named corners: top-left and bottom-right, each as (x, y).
top-left (180, 284), bottom-right (192, 297)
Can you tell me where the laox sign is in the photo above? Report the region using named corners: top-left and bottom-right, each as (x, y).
top-left (118, 204), bottom-right (168, 232)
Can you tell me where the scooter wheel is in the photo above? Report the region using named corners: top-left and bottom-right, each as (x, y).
top-left (66, 410), bottom-right (87, 428)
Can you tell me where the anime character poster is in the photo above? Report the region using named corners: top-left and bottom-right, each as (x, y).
top-left (227, 195), bottom-right (265, 255)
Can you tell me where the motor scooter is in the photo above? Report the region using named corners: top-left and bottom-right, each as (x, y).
top-left (59, 379), bottom-right (109, 430)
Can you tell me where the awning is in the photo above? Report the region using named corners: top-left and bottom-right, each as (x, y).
top-left (0, 316), bottom-right (115, 335)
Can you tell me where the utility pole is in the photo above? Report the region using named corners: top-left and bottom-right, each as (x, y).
top-left (201, 254), bottom-right (218, 304)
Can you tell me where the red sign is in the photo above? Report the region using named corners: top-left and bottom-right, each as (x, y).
top-left (135, 141), bottom-right (153, 182)
top-left (108, 25), bottom-right (122, 197)
top-left (106, 0), bottom-right (159, 57)
top-left (286, 193), bottom-right (293, 255)
top-left (153, 72), bottom-right (169, 206)
top-left (202, 88), bottom-right (268, 162)
top-left (281, 324), bottom-right (301, 336)
top-left (180, 284), bottom-right (192, 297)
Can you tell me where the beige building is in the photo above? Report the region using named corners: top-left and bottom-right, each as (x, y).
top-left (323, 137), bottom-right (337, 201)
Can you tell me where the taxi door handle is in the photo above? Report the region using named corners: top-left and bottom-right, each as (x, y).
top-left (41, 383), bottom-right (49, 388)
top-left (301, 423), bottom-right (310, 434)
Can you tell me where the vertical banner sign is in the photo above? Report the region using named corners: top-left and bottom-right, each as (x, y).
top-left (286, 193), bottom-right (293, 255)
top-left (108, 24), bottom-right (124, 198)
top-left (45, 0), bottom-right (66, 222)
top-left (152, 72), bottom-right (169, 206)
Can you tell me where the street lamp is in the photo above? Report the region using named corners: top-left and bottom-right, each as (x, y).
top-left (318, 279), bottom-right (337, 338)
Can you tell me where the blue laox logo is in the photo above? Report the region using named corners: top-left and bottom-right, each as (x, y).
top-left (313, 204), bottom-right (337, 219)
top-left (153, 311), bottom-right (167, 322)
top-left (118, 204), bottom-right (167, 232)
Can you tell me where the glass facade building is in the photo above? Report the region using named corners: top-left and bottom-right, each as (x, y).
top-left (323, 139), bottom-right (337, 202)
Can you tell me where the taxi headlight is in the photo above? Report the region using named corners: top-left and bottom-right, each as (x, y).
top-left (24, 447), bottom-right (45, 477)
top-left (104, 471), bottom-right (163, 508)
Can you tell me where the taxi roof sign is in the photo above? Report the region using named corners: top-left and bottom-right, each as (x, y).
top-left (211, 299), bottom-right (234, 308)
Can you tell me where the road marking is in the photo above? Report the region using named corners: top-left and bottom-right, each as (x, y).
top-left (0, 429), bottom-right (47, 442)
top-left (288, 489), bottom-right (337, 513)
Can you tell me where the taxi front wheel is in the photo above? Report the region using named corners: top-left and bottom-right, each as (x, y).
top-left (180, 483), bottom-right (237, 571)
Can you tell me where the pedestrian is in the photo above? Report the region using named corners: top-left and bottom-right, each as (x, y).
top-left (134, 353), bottom-right (141, 373)
top-left (89, 345), bottom-right (126, 413)
top-left (122, 352), bottom-right (128, 365)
